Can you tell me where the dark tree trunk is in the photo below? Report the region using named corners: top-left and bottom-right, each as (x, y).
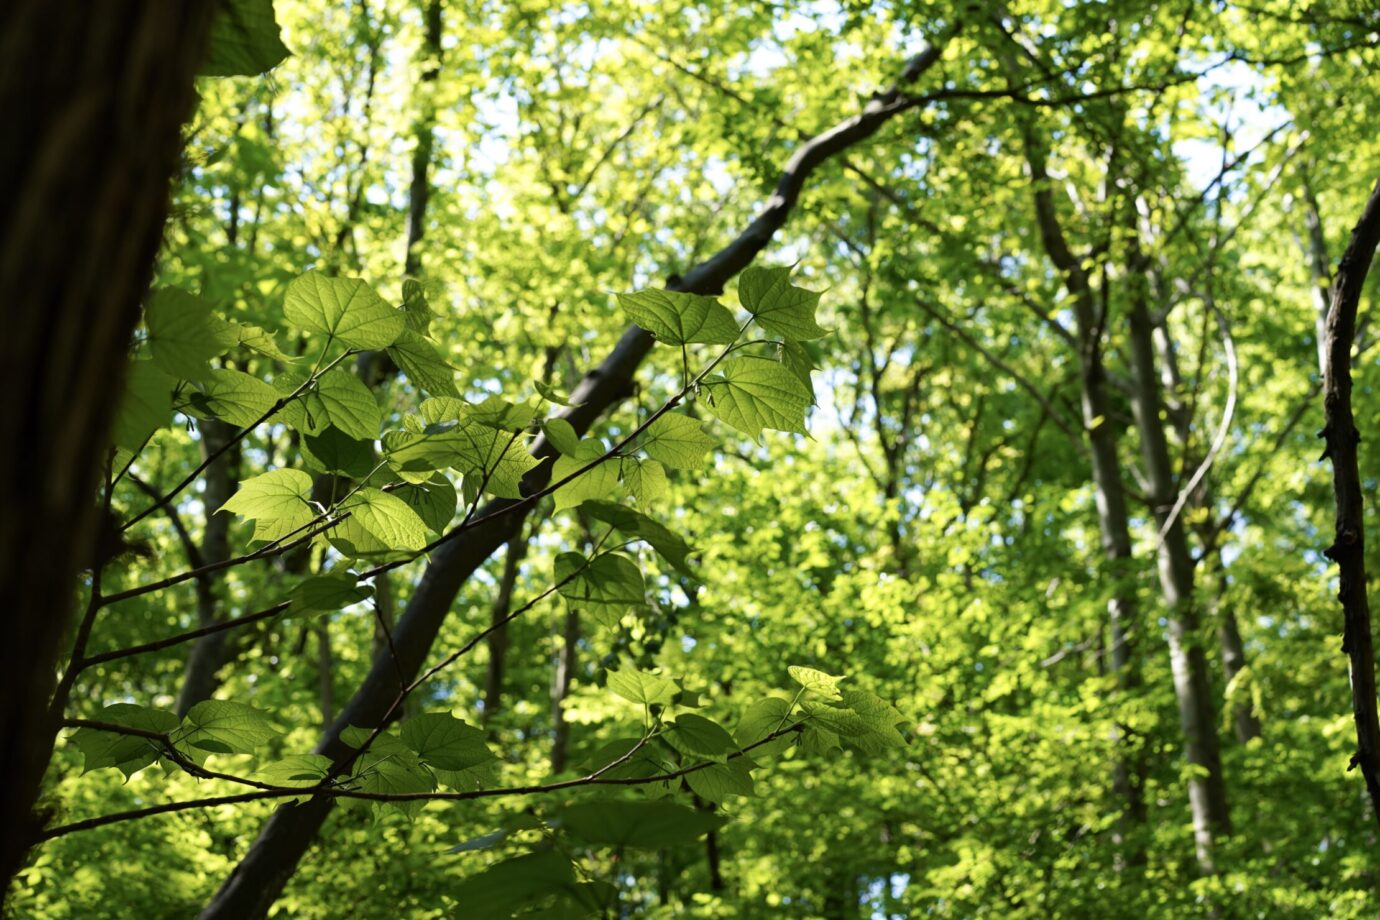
top-left (175, 420), bottom-right (238, 717)
top-left (482, 536), bottom-right (527, 724)
top-left (0, 1), bottom-right (213, 897)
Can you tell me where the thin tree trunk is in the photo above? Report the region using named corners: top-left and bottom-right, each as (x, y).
top-left (0, 4), bottom-right (213, 895)
top-left (1319, 176), bottom-right (1380, 829)
top-left (1021, 127), bottom-right (1146, 840)
top-left (482, 535), bottom-right (527, 724)
top-left (1153, 324), bottom-right (1262, 743)
top-left (175, 420), bottom-right (238, 716)
top-left (404, 0), bottom-right (442, 279)
top-left (317, 625), bottom-right (335, 728)
top-left (1301, 163), bottom-right (1334, 374)
top-left (550, 608), bottom-right (579, 774)
top-left (198, 36), bottom-right (953, 918)
top-left (1126, 250), bottom-right (1231, 872)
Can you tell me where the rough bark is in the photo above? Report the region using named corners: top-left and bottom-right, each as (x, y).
top-left (0, 2), bottom-right (213, 895)
top-left (1319, 176), bottom-right (1380, 829)
top-left (197, 35), bottom-right (953, 918)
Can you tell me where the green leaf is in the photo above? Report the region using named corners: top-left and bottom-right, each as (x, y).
top-left (387, 329), bottom-right (458, 396)
top-left (704, 356), bottom-right (812, 438)
top-left (401, 279), bottom-right (432, 335)
top-left (449, 851), bottom-right (576, 916)
top-left (70, 704), bottom-right (178, 778)
top-left (394, 477), bottom-right (456, 533)
top-left (191, 369), bottom-right (280, 427)
top-left (302, 426), bottom-right (377, 479)
top-left (283, 272), bottom-right (404, 349)
top-left (289, 573), bottom-right (373, 613)
top-left (229, 322), bottom-right (295, 362)
top-left (666, 714), bottom-right (736, 762)
top-left (558, 801), bottom-right (725, 848)
top-left (542, 418), bottom-right (581, 456)
top-left (257, 754), bottom-right (333, 787)
top-left (201, 0), bottom-right (290, 76)
top-left (606, 667), bottom-right (677, 707)
top-left (580, 500), bottom-right (695, 577)
top-left (622, 458), bottom-right (669, 506)
top-left (799, 725), bottom-right (842, 754)
top-left (329, 488), bottom-right (429, 557)
top-left (616, 289), bottom-right (739, 345)
top-left (463, 395), bottom-right (534, 431)
top-left (144, 288), bottom-right (231, 380)
top-left (399, 713), bottom-right (495, 771)
top-left (113, 360), bottom-right (173, 450)
top-left (535, 379), bottom-right (585, 407)
top-left (737, 266), bottom-right (827, 340)
top-left (384, 417), bottom-right (538, 499)
top-left (179, 700), bottom-right (280, 755)
top-left (308, 369), bottom-right (382, 440)
top-left (685, 759), bottom-right (755, 803)
top-left (220, 468), bottom-right (315, 543)
top-left (639, 412), bottom-right (714, 470)
top-left (779, 339), bottom-right (819, 404)
top-left (735, 697), bottom-right (795, 758)
top-left (551, 439), bottom-right (619, 511)
top-left (788, 665), bottom-right (844, 699)
top-left (356, 760), bottom-right (436, 820)
top-left (555, 552), bottom-right (644, 628)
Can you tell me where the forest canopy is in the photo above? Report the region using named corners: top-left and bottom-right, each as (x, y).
top-left (5, 0), bottom-right (1380, 917)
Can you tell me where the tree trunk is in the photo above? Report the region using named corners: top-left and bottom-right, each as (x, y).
top-left (403, 0), bottom-right (442, 279)
top-left (482, 536), bottom-right (527, 724)
top-left (1319, 176), bottom-right (1380, 829)
top-left (550, 608), bottom-right (579, 774)
top-left (0, 2), bottom-right (213, 896)
top-left (1126, 267), bottom-right (1231, 872)
top-left (175, 420), bottom-right (238, 717)
top-left (1153, 324), bottom-right (1262, 744)
top-left (1021, 127), bottom-right (1145, 838)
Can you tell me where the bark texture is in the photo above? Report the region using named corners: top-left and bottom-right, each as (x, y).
top-left (1319, 176), bottom-right (1380, 829)
top-left (0, 1), bottom-right (213, 896)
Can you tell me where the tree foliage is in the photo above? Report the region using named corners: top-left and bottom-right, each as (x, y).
top-left (10, 1), bottom-right (1380, 918)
